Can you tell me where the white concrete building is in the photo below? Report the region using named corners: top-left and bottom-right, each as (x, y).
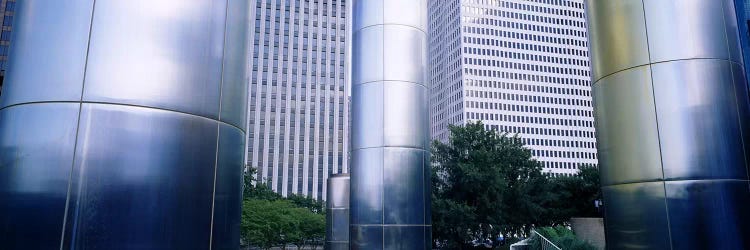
top-left (247, 0), bottom-right (349, 199)
top-left (429, 0), bottom-right (597, 176)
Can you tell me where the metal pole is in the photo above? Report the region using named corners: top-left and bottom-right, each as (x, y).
top-left (326, 174), bottom-right (350, 250)
top-left (350, 0), bottom-right (431, 249)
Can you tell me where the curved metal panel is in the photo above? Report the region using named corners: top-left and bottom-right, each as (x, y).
top-left (383, 26), bottom-right (426, 84)
top-left (652, 60), bottom-right (747, 180)
top-left (384, 81), bottom-right (428, 148)
top-left (0, 103), bottom-right (80, 249)
top-left (664, 180), bottom-right (750, 250)
top-left (383, 148), bottom-right (425, 225)
top-left (62, 104), bottom-right (218, 249)
top-left (590, 1), bottom-right (750, 249)
top-left (211, 124), bottom-right (245, 250)
top-left (326, 174), bottom-right (349, 249)
top-left (0, 1), bottom-right (248, 248)
top-left (602, 182), bottom-right (671, 250)
top-left (350, 148), bottom-right (383, 224)
top-left (384, 226), bottom-right (427, 250)
top-left (327, 209), bottom-right (349, 242)
top-left (593, 66), bottom-right (663, 185)
top-left (0, 0), bottom-right (93, 108)
top-left (730, 62), bottom-right (750, 171)
top-left (352, 0), bottom-right (383, 31)
top-left (384, 0), bottom-right (425, 31)
top-left (351, 0), bottom-right (430, 248)
top-left (327, 174), bottom-right (350, 209)
top-left (643, 0), bottom-right (730, 62)
top-left (350, 226), bottom-right (383, 250)
top-left (219, 0), bottom-right (250, 129)
top-left (351, 82), bottom-right (384, 150)
top-left (82, 0), bottom-right (227, 119)
top-left (352, 26), bottom-right (384, 85)
top-left (586, 0), bottom-right (650, 81)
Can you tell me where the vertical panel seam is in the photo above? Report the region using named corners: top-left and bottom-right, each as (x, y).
top-left (59, 1), bottom-right (97, 249)
top-left (639, 1), bottom-right (673, 249)
top-left (209, 0), bottom-right (231, 248)
top-left (381, 2), bottom-right (386, 245)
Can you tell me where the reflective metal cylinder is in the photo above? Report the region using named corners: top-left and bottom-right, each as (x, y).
top-left (326, 174), bottom-right (350, 250)
top-left (0, 1), bottom-right (249, 249)
top-left (587, 0), bottom-right (750, 249)
top-left (350, 0), bottom-right (431, 249)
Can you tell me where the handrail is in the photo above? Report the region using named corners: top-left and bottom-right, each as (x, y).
top-left (532, 230), bottom-right (562, 250)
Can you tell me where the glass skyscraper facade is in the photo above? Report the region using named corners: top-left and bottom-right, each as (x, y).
top-left (247, 0), bottom-right (349, 200)
top-left (0, 0), bottom-right (15, 94)
top-left (735, 0), bottom-right (750, 82)
top-left (429, 0), bottom-right (596, 176)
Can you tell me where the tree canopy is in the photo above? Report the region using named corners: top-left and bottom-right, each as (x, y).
top-left (241, 166), bottom-right (325, 250)
top-left (430, 121), bottom-right (601, 249)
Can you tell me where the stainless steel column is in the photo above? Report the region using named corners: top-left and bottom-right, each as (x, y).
top-left (0, 0), bottom-right (249, 249)
top-left (326, 174), bottom-right (350, 250)
top-left (350, 0), bottom-right (431, 249)
top-left (587, 0), bottom-right (750, 249)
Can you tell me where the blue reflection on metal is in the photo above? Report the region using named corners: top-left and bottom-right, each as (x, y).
top-left (0, 0), bottom-right (248, 249)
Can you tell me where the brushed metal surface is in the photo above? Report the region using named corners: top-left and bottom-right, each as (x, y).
top-left (327, 174), bottom-right (350, 209)
top-left (643, 0), bottom-right (732, 62)
top-left (593, 66), bottom-right (663, 186)
top-left (0, 1), bottom-right (248, 248)
top-left (62, 104), bottom-right (219, 249)
top-left (664, 180), bottom-right (750, 250)
top-left (212, 124), bottom-right (246, 250)
top-left (383, 25), bottom-right (426, 84)
top-left (0, 0), bottom-right (94, 108)
top-left (383, 148), bottom-right (425, 225)
top-left (326, 174), bottom-right (350, 249)
top-left (350, 226), bottom-right (383, 250)
top-left (601, 182), bottom-right (671, 250)
top-left (351, 82), bottom-right (384, 149)
top-left (651, 60), bottom-right (748, 180)
top-left (383, 81), bottom-right (428, 148)
top-left (82, 0), bottom-right (227, 120)
top-left (351, 148), bottom-right (384, 225)
top-left (586, 0), bottom-right (650, 81)
top-left (350, 0), bottom-right (431, 248)
top-left (352, 26), bottom-right (384, 85)
top-left (0, 103), bottom-right (80, 249)
top-left (588, 0), bottom-right (750, 249)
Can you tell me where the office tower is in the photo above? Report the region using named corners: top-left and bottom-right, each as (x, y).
top-left (734, 0), bottom-right (750, 80)
top-left (0, 0), bottom-right (15, 93)
top-left (428, 0), bottom-right (596, 176)
top-left (0, 0), bottom-right (248, 248)
top-left (589, 0), bottom-right (750, 249)
top-left (247, 0), bottom-right (349, 200)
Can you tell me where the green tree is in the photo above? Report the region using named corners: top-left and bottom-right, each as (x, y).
top-left (292, 207), bottom-right (325, 249)
top-left (243, 166), bottom-right (282, 201)
top-left (287, 194), bottom-right (325, 215)
top-left (546, 165), bottom-right (602, 222)
top-left (241, 199), bottom-right (296, 249)
top-left (431, 121), bottom-right (550, 248)
top-left (241, 166), bottom-right (325, 249)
